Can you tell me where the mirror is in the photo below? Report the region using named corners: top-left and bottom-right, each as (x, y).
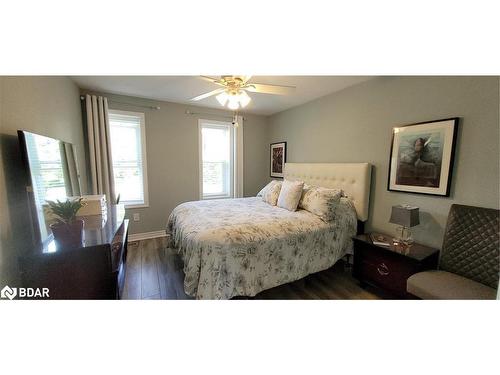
top-left (18, 130), bottom-right (82, 245)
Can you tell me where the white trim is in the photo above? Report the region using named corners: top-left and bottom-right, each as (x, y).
top-left (201, 195), bottom-right (231, 200)
top-left (124, 203), bottom-right (150, 209)
top-left (128, 230), bottom-right (167, 242)
top-left (202, 193), bottom-right (231, 199)
top-left (108, 109), bottom-right (149, 207)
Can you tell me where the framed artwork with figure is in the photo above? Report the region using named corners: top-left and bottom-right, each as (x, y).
top-left (270, 142), bottom-right (287, 178)
top-left (388, 117), bottom-right (459, 196)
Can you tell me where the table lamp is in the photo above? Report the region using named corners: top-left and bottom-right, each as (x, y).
top-left (389, 205), bottom-right (419, 245)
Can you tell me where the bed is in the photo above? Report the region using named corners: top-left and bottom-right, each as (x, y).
top-left (166, 163), bottom-right (372, 299)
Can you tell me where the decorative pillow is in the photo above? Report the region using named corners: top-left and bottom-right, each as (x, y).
top-left (257, 180), bottom-right (279, 197)
top-left (299, 184), bottom-right (343, 221)
top-left (277, 180), bottom-right (304, 211)
top-left (262, 181), bottom-right (282, 206)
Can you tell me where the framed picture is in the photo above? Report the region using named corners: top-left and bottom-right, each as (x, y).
top-left (388, 117), bottom-right (459, 196)
top-left (270, 142), bottom-right (287, 178)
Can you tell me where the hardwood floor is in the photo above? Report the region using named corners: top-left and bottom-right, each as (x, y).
top-left (122, 237), bottom-right (383, 300)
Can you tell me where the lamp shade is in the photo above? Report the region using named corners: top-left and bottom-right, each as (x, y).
top-left (389, 205), bottom-right (420, 227)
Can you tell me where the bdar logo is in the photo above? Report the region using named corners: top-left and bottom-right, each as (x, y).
top-left (1, 285), bottom-right (17, 300)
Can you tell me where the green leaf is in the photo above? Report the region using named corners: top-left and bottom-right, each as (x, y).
top-left (46, 197), bottom-right (85, 224)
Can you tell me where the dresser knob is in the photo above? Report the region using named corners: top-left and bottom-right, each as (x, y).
top-left (377, 263), bottom-right (389, 276)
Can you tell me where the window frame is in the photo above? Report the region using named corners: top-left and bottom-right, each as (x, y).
top-left (108, 109), bottom-right (149, 209)
top-left (198, 119), bottom-right (235, 200)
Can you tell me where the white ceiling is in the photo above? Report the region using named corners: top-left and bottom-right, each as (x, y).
top-left (71, 76), bottom-right (373, 116)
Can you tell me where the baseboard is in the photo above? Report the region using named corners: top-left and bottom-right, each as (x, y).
top-left (128, 230), bottom-right (167, 242)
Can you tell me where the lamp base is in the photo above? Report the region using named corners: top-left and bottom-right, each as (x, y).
top-left (393, 226), bottom-right (414, 246)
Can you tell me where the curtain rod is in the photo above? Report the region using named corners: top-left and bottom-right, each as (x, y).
top-left (185, 109), bottom-right (246, 121)
top-left (80, 95), bottom-right (160, 110)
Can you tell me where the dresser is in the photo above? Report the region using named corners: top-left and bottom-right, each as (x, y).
top-left (352, 234), bottom-right (439, 298)
top-left (20, 204), bottom-right (129, 299)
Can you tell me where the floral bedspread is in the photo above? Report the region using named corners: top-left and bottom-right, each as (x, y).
top-left (166, 197), bottom-right (357, 299)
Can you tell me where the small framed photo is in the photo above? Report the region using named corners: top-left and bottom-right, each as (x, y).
top-left (270, 142), bottom-right (287, 178)
top-left (388, 118), bottom-right (459, 196)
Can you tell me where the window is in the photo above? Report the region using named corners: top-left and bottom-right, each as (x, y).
top-left (108, 110), bottom-right (149, 208)
top-left (199, 120), bottom-right (235, 199)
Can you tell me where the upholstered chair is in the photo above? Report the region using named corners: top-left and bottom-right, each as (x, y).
top-left (407, 204), bottom-right (499, 299)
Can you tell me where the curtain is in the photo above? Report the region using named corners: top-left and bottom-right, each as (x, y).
top-left (85, 94), bottom-right (115, 204)
top-left (62, 142), bottom-right (81, 196)
top-left (233, 115), bottom-right (244, 198)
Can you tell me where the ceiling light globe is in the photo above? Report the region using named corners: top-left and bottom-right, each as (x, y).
top-left (227, 99), bottom-right (239, 110)
top-left (216, 92), bottom-right (229, 106)
top-left (239, 90), bottom-right (251, 108)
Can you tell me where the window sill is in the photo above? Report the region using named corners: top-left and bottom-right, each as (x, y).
top-left (123, 203), bottom-right (149, 209)
top-left (202, 195), bottom-right (232, 200)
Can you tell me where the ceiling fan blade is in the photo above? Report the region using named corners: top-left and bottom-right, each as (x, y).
top-left (199, 75), bottom-right (225, 86)
top-left (245, 83), bottom-right (296, 95)
top-left (190, 88), bottom-right (225, 101)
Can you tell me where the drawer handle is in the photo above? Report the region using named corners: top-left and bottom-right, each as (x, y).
top-left (112, 242), bottom-right (122, 252)
top-left (377, 263), bottom-right (389, 276)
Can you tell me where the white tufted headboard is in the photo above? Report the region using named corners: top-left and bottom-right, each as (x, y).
top-left (284, 163), bottom-right (372, 221)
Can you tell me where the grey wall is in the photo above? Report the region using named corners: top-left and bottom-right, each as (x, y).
top-left (0, 76), bottom-right (86, 286)
top-left (268, 76), bottom-right (499, 248)
top-left (81, 92), bottom-right (269, 234)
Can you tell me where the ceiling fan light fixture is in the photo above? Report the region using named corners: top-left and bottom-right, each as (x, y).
top-left (216, 91), bottom-right (229, 106)
top-left (227, 97), bottom-right (240, 110)
top-left (238, 90), bottom-right (251, 108)
top-left (191, 75), bottom-right (296, 110)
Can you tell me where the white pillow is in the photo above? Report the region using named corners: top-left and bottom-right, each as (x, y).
top-left (277, 180), bottom-right (304, 211)
top-left (257, 180), bottom-right (279, 197)
top-left (262, 181), bottom-right (282, 206)
top-left (299, 184), bottom-right (343, 221)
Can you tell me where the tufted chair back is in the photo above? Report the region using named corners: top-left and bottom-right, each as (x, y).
top-left (439, 204), bottom-right (499, 289)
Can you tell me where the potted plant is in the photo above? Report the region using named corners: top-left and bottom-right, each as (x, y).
top-left (47, 198), bottom-right (86, 249)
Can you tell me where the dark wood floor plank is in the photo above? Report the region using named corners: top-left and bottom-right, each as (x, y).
top-left (162, 247), bottom-right (192, 299)
top-left (257, 283), bottom-right (298, 300)
top-left (319, 268), bottom-right (363, 298)
top-left (273, 284), bottom-right (302, 300)
top-left (156, 244), bottom-right (181, 299)
top-left (122, 270), bottom-right (141, 300)
top-left (307, 274), bottom-right (344, 299)
top-left (140, 239), bottom-right (161, 298)
top-left (288, 279), bottom-right (320, 299)
top-left (322, 266), bottom-right (380, 299)
top-left (126, 242), bottom-right (141, 273)
top-left (122, 243), bottom-right (142, 300)
top-left (315, 272), bottom-right (352, 299)
top-left (144, 293), bottom-right (161, 300)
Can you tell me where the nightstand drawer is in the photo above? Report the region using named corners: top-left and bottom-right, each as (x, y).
top-left (357, 254), bottom-right (416, 296)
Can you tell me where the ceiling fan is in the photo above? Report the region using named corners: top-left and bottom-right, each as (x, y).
top-left (190, 75), bottom-right (296, 110)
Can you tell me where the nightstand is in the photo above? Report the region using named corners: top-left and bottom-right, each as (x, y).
top-left (352, 234), bottom-right (439, 298)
